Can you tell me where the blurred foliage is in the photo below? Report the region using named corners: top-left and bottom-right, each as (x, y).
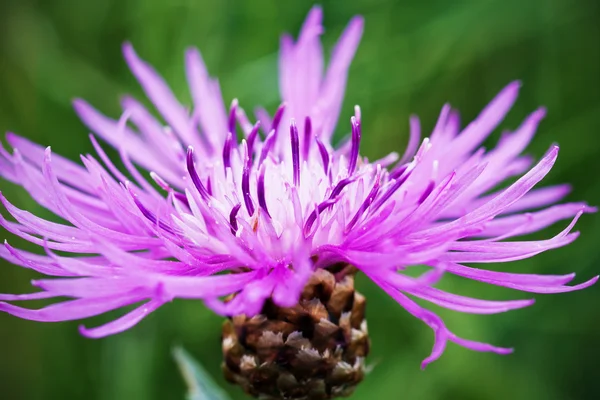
top-left (0, 0), bottom-right (599, 399)
top-left (174, 347), bottom-right (231, 400)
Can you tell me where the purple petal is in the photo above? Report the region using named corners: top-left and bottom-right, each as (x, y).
top-left (79, 298), bottom-right (165, 338)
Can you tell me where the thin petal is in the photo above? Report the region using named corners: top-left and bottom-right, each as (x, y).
top-left (79, 298), bottom-right (165, 338)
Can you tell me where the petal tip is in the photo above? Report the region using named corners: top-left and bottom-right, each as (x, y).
top-left (5, 131), bottom-right (18, 143)
top-left (122, 41), bottom-right (135, 57)
top-left (498, 347), bottom-right (514, 355)
top-left (349, 15), bottom-right (365, 30)
top-left (508, 80), bottom-right (522, 91)
top-left (184, 46), bottom-right (200, 57)
top-left (420, 356), bottom-right (436, 370)
top-left (534, 106), bottom-right (547, 120)
top-left (307, 5), bottom-right (323, 20)
top-left (78, 324), bottom-right (97, 338)
top-left (72, 98), bottom-right (93, 118)
top-left (585, 275), bottom-right (599, 287)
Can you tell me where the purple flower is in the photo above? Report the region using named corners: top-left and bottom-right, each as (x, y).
top-left (0, 6), bottom-right (596, 369)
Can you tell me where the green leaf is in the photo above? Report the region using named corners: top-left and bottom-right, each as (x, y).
top-left (173, 347), bottom-right (232, 400)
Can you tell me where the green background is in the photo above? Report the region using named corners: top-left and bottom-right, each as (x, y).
top-left (1, 0), bottom-right (599, 399)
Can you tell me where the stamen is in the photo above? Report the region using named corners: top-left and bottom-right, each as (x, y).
top-left (315, 136), bottom-right (330, 175)
top-left (418, 182), bottom-right (435, 204)
top-left (223, 131), bottom-right (233, 172)
top-left (257, 164), bottom-right (271, 218)
top-left (346, 166), bottom-right (382, 231)
top-left (348, 116), bottom-right (361, 176)
top-left (390, 138), bottom-right (428, 180)
top-left (389, 163), bottom-right (408, 180)
top-left (128, 185), bottom-right (175, 234)
top-left (246, 121), bottom-right (261, 165)
top-left (173, 192), bottom-right (189, 206)
top-left (241, 140), bottom-right (255, 216)
top-left (206, 176), bottom-right (213, 196)
top-left (271, 103), bottom-right (286, 135)
top-left (150, 172), bottom-right (170, 191)
top-left (418, 160), bottom-right (438, 204)
top-left (354, 105), bottom-right (362, 123)
top-left (303, 116), bottom-right (312, 160)
top-left (186, 147), bottom-right (210, 201)
top-left (304, 198), bottom-right (338, 236)
top-left (371, 161), bottom-right (416, 212)
top-left (229, 203), bottom-right (242, 235)
top-left (259, 130), bottom-right (276, 165)
top-left (329, 176), bottom-right (357, 199)
top-left (290, 119), bottom-right (300, 186)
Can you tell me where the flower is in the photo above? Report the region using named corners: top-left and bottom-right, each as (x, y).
top-left (0, 5), bottom-right (596, 373)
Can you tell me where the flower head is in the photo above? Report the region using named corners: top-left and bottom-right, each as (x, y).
top-left (0, 5), bottom-right (596, 377)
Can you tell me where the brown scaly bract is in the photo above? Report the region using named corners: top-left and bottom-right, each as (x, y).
top-left (221, 266), bottom-right (369, 399)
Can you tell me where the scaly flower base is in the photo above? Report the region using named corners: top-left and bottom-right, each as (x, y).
top-left (222, 266), bottom-right (368, 399)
